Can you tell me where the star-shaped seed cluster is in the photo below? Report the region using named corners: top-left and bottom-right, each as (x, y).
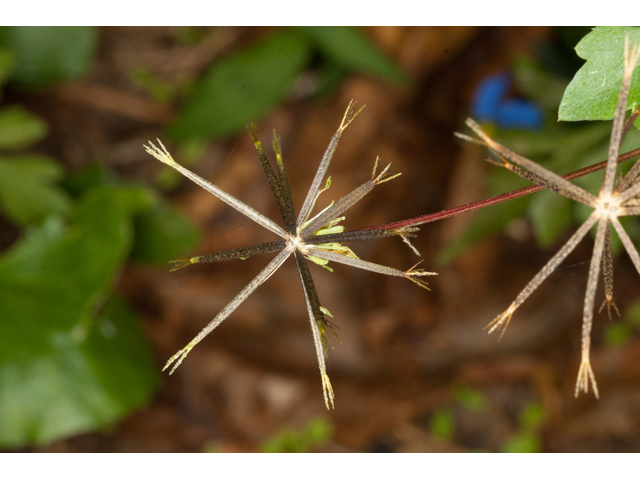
top-left (456, 37), bottom-right (640, 398)
top-left (145, 101), bottom-right (435, 409)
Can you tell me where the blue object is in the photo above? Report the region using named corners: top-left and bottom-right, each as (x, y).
top-left (471, 72), bottom-right (543, 130)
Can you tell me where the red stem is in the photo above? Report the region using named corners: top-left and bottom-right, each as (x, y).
top-left (366, 147), bottom-right (640, 231)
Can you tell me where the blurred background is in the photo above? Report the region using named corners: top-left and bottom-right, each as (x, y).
top-left (2, 26), bottom-right (640, 453)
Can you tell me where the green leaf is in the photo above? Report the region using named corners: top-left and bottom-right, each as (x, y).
top-left (168, 30), bottom-right (310, 141)
top-left (0, 185), bottom-right (157, 448)
top-left (303, 418), bottom-right (333, 444)
top-left (294, 27), bottom-right (409, 86)
top-left (130, 202), bottom-right (200, 265)
top-left (0, 26), bottom-right (96, 87)
top-left (519, 402), bottom-right (546, 431)
top-left (0, 106), bottom-right (48, 150)
top-left (625, 299), bottom-right (640, 327)
top-left (0, 154), bottom-right (71, 226)
top-left (262, 429), bottom-right (305, 453)
top-left (455, 385), bottom-right (487, 412)
top-left (501, 432), bottom-right (542, 453)
top-left (429, 408), bottom-right (455, 440)
top-left (260, 418), bottom-right (332, 453)
top-left (559, 27), bottom-right (640, 127)
top-left (604, 323), bottom-right (632, 346)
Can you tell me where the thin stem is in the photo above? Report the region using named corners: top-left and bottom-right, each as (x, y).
top-left (301, 182), bottom-right (373, 237)
top-left (169, 240), bottom-right (287, 271)
top-left (484, 212), bottom-right (598, 338)
top-left (621, 106), bottom-right (640, 142)
top-left (575, 218), bottom-right (607, 399)
top-left (305, 228), bottom-right (403, 245)
top-left (611, 216), bottom-right (640, 277)
top-left (272, 130), bottom-right (297, 232)
top-left (603, 38), bottom-right (639, 196)
top-left (363, 147), bottom-right (640, 232)
top-left (616, 108), bottom-right (640, 192)
top-left (297, 101), bottom-right (364, 225)
top-left (512, 212), bottom-right (598, 313)
top-left (599, 226), bottom-right (620, 321)
top-left (300, 158), bottom-right (399, 238)
top-left (293, 251), bottom-right (335, 409)
top-left (246, 123), bottom-right (290, 229)
top-left (163, 245), bottom-right (294, 374)
top-left (306, 247), bottom-right (436, 287)
top-left (461, 118), bottom-right (598, 208)
top-left (145, 140), bottom-right (287, 238)
top-left (488, 155), bottom-right (600, 206)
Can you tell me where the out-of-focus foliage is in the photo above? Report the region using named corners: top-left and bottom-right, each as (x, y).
top-left (168, 27), bottom-right (407, 142)
top-left (429, 408), bottom-right (455, 441)
top-left (0, 27), bottom-right (201, 449)
top-left (0, 31), bottom-right (71, 228)
top-left (293, 26), bottom-right (409, 86)
top-left (429, 385), bottom-right (487, 442)
top-left (560, 27), bottom-right (640, 128)
top-left (260, 418), bottom-right (333, 453)
top-left (455, 385), bottom-right (487, 412)
top-left (501, 402), bottom-right (546, 453)
top-left (0, 105), bottom-right (47, 150)
top-left (604, 299), bottom-right (640, 346)
top-left (130, 65), bottom-right (179, 104)
top-left (0, 154), bottom-right (71, 226)
top-left (62, 160), bottom-right (201, 267)
top-left (0, 185), bottom-right (158, 448)
top-left (168, 30), bottom-right (310, 141)
top-left (130, 203), bottom-right (199, 265)
top-left (0, 26), bottom-right (96, 87)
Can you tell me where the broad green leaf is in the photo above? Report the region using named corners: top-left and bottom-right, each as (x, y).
top-left (0, 105), bottom-right (48, 150)
top-left (0, 26), bottom-right (96, 87)
top-left (559, 27), bottom-right (640, 127)
top-left (0, 185), bottom-right (157, 448)
top-left (293, 26), bottom-right (409, 86)
top-left (168, 30), bottom-right (310, 141)
top-left (0, 154), bottom-right (71, 226)
top-left (130, 203), bottom-right (200, 265)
